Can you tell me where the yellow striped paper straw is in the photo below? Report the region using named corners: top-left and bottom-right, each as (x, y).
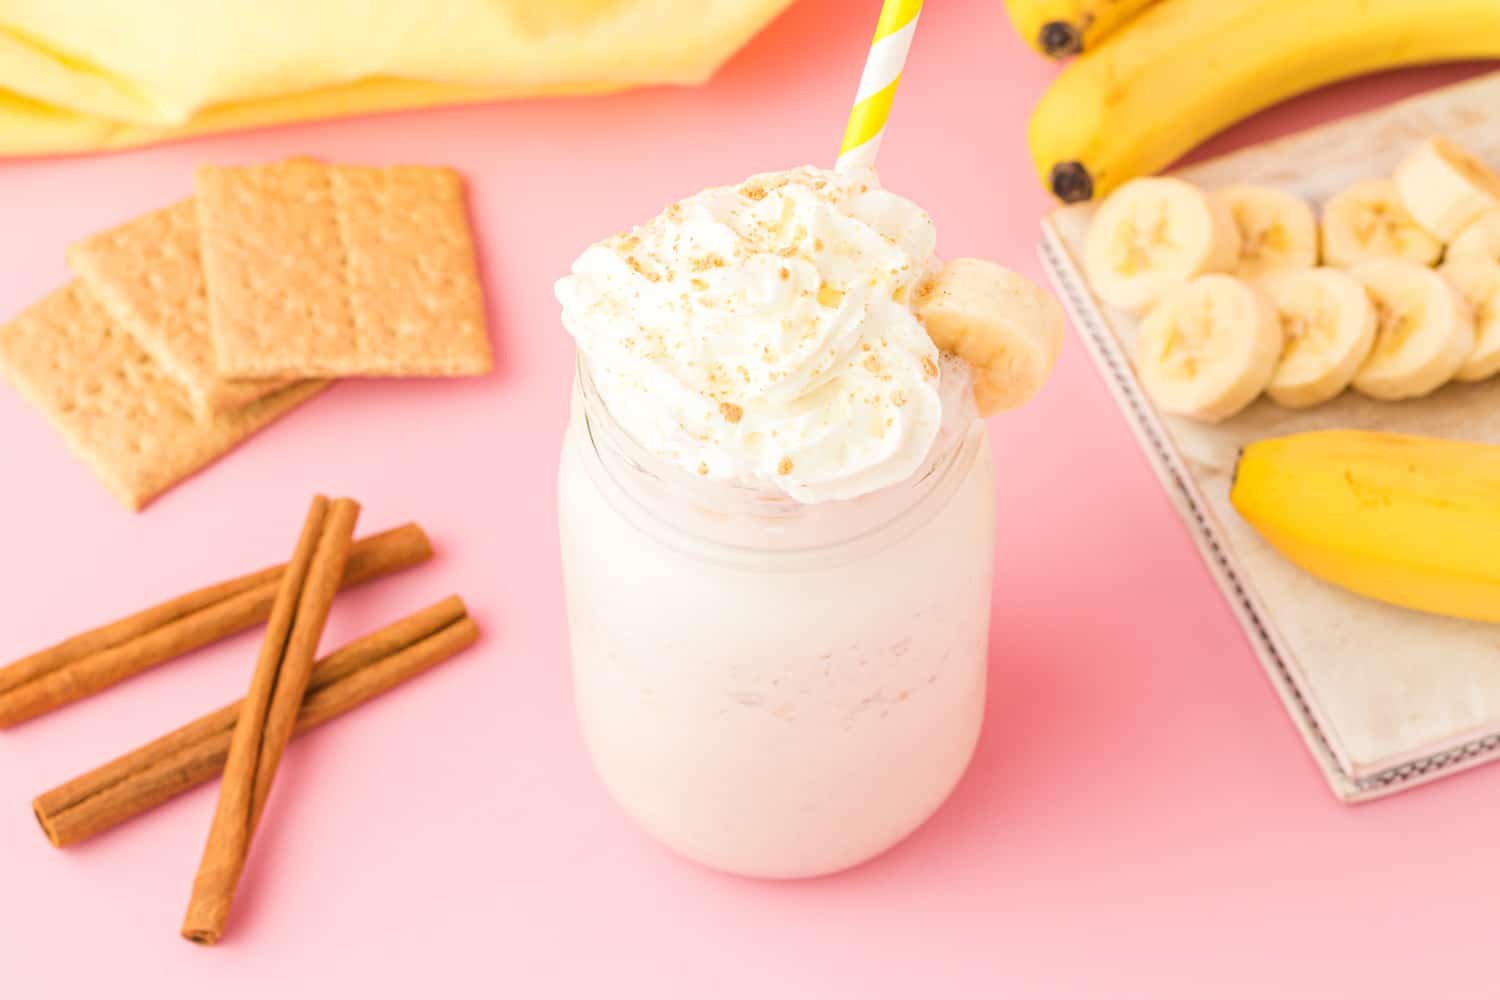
top-left (837, 0), bottom-right (923, 171)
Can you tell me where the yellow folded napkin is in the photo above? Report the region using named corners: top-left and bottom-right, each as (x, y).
top-left (0, 0), bottom-right (795, 157)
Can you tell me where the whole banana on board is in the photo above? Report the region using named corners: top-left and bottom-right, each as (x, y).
top-left (1231, 430), bottom-right (1500, 623)
top-left (1002, 0), bottom-right (1160, 57)
top-left (1028, 0), bottom-right (1500, 202)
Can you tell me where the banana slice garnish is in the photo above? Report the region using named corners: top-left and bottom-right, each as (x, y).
top-left (1439, 255), bottom-right (1500, 382)
top-left (1348, 257), bottom-right (1474, 400)
top-left (1448, 206), bottom-right (1500, 266)
top-left (1214, 184), bottom-right (1318, 278)
top-left (1257, 267), bottom-right (1376, 408)
top-left (1393, 137), bottom-right (1500, 242)
top-left (1083, 177), bottom-right (1240, 313)
top-left (1321, 178), bottom-right (1442, 268)
top-left (1132, 273), bottom-right (1281, 422)
top-left (914, 258), bottom-right (1064, 415)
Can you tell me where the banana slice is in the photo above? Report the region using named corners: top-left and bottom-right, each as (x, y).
top-left (1392, 137), bottom-right (1500, 242)
top-left (1214, 184), bottom-right (1318, 278)
top-left (1448, 206), bottom-right (1500, 265)
top-left (1348, 258), bottom-right (1474, 400)
top-left (1083, 177), bottom-right (1240, 313)
top-left (1320, 178), bottom-right (1442, 268)
top-left (1132, 274), bottom-right (1281, 422)
top-left (1257, 267), bottom-right (1376, 408)
top-left (913, 258), bottom-right (1064, 415)
top-left (1439, 256), bottom-right (1500, 382)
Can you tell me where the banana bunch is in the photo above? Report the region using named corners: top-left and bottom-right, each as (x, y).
top-left (1020, 0), bottom-right (1500, 203)
top-left (1084, 135), bottom-right (1500, 422)
top-left (1002, 0), bottom-right (1160, 58)
top-left (1232, 430), bottom-right (1500, 623)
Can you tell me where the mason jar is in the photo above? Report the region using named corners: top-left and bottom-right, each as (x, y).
top-left (557, 360), bottom-right (996, 878)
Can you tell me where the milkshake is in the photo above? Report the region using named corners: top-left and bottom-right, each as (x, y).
top-left (555, 166), bottom-right (1058, 878)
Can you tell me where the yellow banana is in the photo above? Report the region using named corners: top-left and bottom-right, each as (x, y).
top-left (1231, 430), bottom-right (1500, 623)
top-left (1002, 0), bottom-right (1160, 58)
top-left (1028, 0), bottom-right (1500, 202)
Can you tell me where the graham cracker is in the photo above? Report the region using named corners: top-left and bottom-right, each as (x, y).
top-left (196, 159), bottom-right (492, 377)
top-left (0, 283), bottom-right (327, 511)
top-left (332, 165), bottom-right (493, 375)
top-left (66, 198), bottom-right (294, 417)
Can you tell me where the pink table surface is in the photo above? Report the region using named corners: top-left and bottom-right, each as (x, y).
top-left (0, 3), bottom-right (1493, 996)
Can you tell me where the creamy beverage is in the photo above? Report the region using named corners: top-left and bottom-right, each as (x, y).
top-left (555, 166), bottom-right (998, 878)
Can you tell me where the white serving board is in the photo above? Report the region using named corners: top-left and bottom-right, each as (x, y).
top-left (1040, 71), bottom-right (1500, 803)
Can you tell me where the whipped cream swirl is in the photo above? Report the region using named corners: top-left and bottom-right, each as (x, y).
top-left (556, 166), bottom-right (952, 503)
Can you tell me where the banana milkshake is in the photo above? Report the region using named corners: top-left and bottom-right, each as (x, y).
top-left (555, 166), bottom-right (1061, 878)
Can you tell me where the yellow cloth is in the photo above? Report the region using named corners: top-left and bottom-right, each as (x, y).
top-left (0, 0), bottom-right (795, 157)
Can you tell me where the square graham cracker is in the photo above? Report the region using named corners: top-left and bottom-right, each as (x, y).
top-left (0, 283), bottom-right (327, 511)
top-left (195, 159), bottom-right (493, 378)
top-left (66, 198), bottom-right (295, 417)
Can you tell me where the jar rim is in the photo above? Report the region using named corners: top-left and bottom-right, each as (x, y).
top-left (571, 355), bottom-right (988, 563)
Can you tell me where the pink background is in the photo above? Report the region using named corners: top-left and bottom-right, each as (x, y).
top-left (0, 3), bottom-right (1494, 996)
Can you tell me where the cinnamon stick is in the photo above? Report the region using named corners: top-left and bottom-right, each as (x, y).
top-left (183, 495), bottom-right (360, 945)
top-left (0, 523), bottom-right (430, 728)
top-left (33, 596), bottom-right (476, 848)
